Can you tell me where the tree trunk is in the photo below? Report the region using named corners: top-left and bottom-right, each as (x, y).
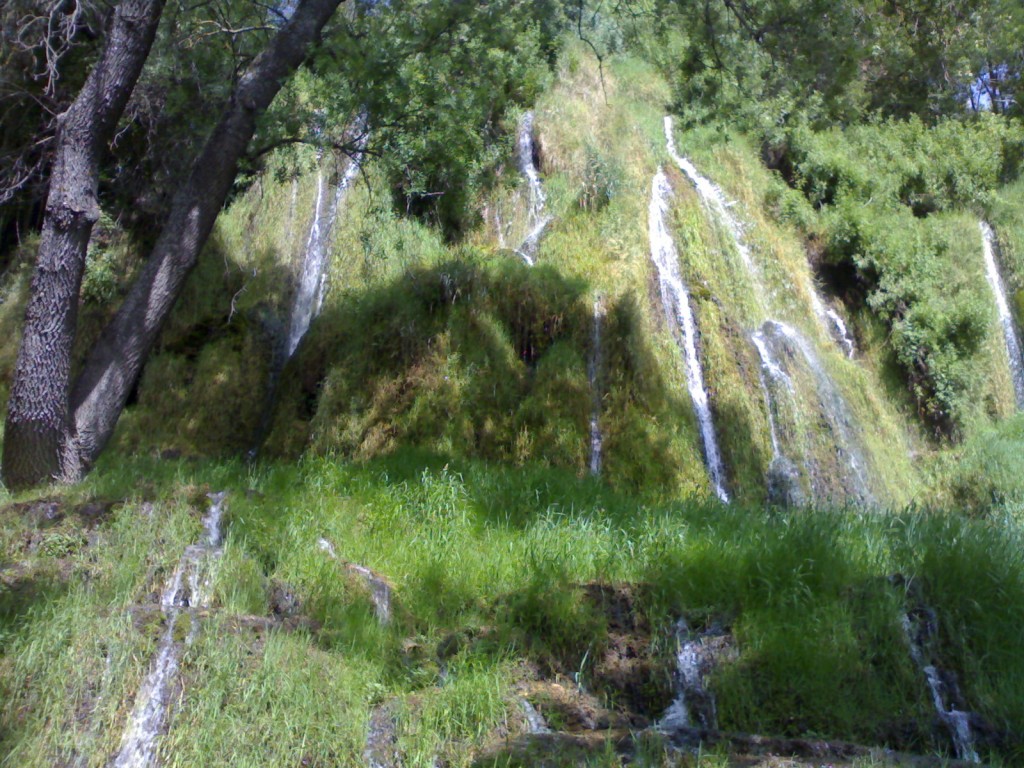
top-left (69, 0), bottom-right (346, 471)
top-left (2, 0), bottom-right (165, 491)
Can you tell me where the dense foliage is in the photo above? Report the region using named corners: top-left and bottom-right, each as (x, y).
top-left (772, 116), bottom-right (1024, 432)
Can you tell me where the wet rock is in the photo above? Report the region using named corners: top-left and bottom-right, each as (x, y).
top-left (658, 725), bottom-right (984, 767)
top-left (471, 730), bottom-right (632, 768)
top-left (582, 584), bottom-right (674, 724)
top-left (269, 580), bottom-right (302, 617)
top-left (519, 681), bottom-right (627, 733)
top-left (364, 699), bottom-right (402, 768)
top-left (14, 498), bottom-right (66, 528)
top-left (518, 697), bottom-right (551, 734)
top-left (767, 456), bottom-right (805, 507)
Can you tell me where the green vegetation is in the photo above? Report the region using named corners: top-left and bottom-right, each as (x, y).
top-left (3, 456), bottom-right (1024, 764)
top-left (761, 117), bottom-right (1024, 436)
top-left (4, 1), bottom-right (1024, 764)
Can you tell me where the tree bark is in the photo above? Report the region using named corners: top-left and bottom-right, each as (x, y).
top-left (2, 0), bottom-right (165, 491)
top-left (69, 0), bottom-right (346, 470)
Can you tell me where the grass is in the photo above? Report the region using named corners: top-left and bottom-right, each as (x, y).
top-left (2, 454), bottom-right (1024, 765)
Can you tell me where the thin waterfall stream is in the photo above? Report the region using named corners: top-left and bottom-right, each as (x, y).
top-left (286, 151), bottom-right (363, 357)
top-left (649, 169), bottom-right (729, 502)
top-left (519, 699), bottom-right (552, 734)
top-left (760, 320), bottom-right (871, 504)
top-left (980, 221), bottom-right (1024, 408)
top-left (588, 297), bottom-right (605, 476)
top-left (250, 133), bottom-right (366, 457)
top-left (663, 115), bottom-right (872, 504)
top-left (663, 117), bottom-right (763, 306)
top-left (901, 601), bottom-right (980, 763)
top-left (751, 327), bottom-right (805, 506)
top-left (515, 111), bottom-right (551, 265)
top-left (809, 288), bottom-right (857, 358)
top-left (111, 493), bottom-right (227, 768)
top-left (658, 620), bottom-right (730, 734)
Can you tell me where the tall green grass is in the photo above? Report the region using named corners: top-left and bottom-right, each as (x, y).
top-left (4, 455), bottom-right (1024, 764)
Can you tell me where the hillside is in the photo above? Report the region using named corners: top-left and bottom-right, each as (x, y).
top-left (3, 22), bottom-right (1024, 768)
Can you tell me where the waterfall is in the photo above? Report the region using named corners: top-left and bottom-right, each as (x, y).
top-left (767, 320), bottom-right (871, 503)
top-left (980, 221), bottom-right (1024, 408)
top-left (649, 169), bottom-right (729, 502)
top-left (809, 289), bottom-right (857, 358)
top-left (112, 493), bottom-right (227, 768)
top-left (664, 116), bottom-right (764, 309)
top-left (901, 606), bottom-right (980, 763)
top-left (588, 297), bottom-right (605, 476)
top-left (751, 329), bottom-right (805, 506)
top-left (658, 621), bottom-right (723, 733)
top-left (286, 153), bottom-right (362, 358)
top-left (664, 115), bottom-right (873, 504)
top-left (515, 111), bottom-right (552, 266)
top-left (519, 699), bottom-right (552, 734)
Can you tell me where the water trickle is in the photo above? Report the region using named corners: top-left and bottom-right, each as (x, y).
top-left (980, 221), bottom-right (1024, 408)
top-left (346, 562), bottom-right (392, 625)
top-left (364, 700), bottom-right (400, 768)
top-left (318, 537), bottom-right (392, 624)
top-left (515, 111), bottom-right (552, 265)
top-left (286, 152), bottom-right (363, 358)
top-left (664, 116), bottom-right (762, 301)
top-left (519, 698), bottom-right (552, 734)
top-left (649, 169), bottom-right (729, 503)
top-left (658, 621), bottom-right (723, 733)
top-left (824, 308), bottom-right (856, 358)
top-left (751, 329), bottom-right (806, 507)
top-left (112, 493), bottom-right (227, 768)
top-left (808, 288), bottom-right (857, 358)
top-left (902, 607), bottom-right (980, 763)
top-left (588, 297), bottom-right (605, 476)
top-left (767, 320), bottom-right (872, 504)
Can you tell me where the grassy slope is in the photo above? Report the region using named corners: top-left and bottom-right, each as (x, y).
top-left (4, 43), bottom-right (1024, 768)
top-left (3, 456), bottom-right (1024, 765)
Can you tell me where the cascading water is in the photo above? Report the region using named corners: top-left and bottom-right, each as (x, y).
top-left (250, 127), bottom-right (367, 457)
top-left (519, 699), bottom-right (552, 734)
top-left (663, 116), bottom-right (763, 308)
top-left (112, 493), bottom-right (227, 768)
top-left (901, 605), bottom-right (980, 763)
top-left (588, 297), bottom-right (605, 476)
top-left (515, 111), bottom-right (552, 266)
top-left (664, 115), bottom-right (873, 504)
top-left (766, 320), bottom-right (872, 504)
top-left (658, 621), bottom-right (725, 734)
top-left (809, 289), bottom-right (857, 358)
top-left (649, 169), bottom-right (729, 502)
top-left (751, 328), bottom-right (805, 507)
top-left (286, 152), bottom-right (363, 358)
top-left (980, 221), bottom-right (1024, 408)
